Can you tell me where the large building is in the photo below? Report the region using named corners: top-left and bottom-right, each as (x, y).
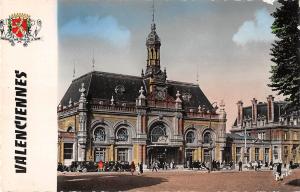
top-left (57, 17), bottom-right (227, 167)
top-left (228, 96), bottom-right (300, 164)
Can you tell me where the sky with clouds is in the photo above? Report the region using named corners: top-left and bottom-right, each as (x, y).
top-left (58, 0), bottom-right (283, 131)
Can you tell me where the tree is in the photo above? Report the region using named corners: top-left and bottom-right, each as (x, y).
top-left (269, 0), bottom-right (299, 109)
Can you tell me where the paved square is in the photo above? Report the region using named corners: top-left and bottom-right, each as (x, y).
top-left (58, 170), bottom-right (300, 192)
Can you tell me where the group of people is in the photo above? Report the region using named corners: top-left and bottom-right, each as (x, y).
top-left (149, 161), bottom-right (176, 172)
top-left (239, 160), bottom-right (272, 171)
top-left (98, 160), bottom-right (145, 175)
top-left (129, 161), bottom-right (144, 175)
top-left (273, 162), bottom-right (292, 181)
top-left (187, 160), bottom-right (230, 172)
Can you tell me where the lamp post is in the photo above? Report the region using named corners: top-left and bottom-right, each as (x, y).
top-left (244, 119), bottom-right (247, 164)
top-left (209, 138), bottom-right (214, 172)
top-left (209, 102), bottom-right (217, 171)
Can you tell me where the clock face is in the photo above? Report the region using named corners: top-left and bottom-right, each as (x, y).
top-left (156, 90), bottom-right (166, 100)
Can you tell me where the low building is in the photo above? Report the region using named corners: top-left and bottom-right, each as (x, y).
top-left (228, 96), bottom-right (300, 164)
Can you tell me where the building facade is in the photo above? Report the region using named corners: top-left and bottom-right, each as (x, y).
top-left (228, 96), bottom-right (300, 164)
top-left (57, 19), bottom-right (227, 167)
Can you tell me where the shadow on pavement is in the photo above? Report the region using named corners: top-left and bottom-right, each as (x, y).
top-left (286, 179), bottom-right (300, 187)
top-left (57, 174), bottom-right (168, 191)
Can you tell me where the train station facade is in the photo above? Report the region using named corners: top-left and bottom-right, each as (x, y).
top-left (57, 18), bottom-right (227, 167)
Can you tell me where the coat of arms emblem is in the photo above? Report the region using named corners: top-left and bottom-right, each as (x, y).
top-left (0, 13), bottom-right (42, 46)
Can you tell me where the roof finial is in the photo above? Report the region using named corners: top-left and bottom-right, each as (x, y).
top-left (196, 64), bottom-right (199, 84)
top-left (92, 48), bottom-right (95, 71)
top-left (73, 60), bottom-right (76, 78)
top-left (150, 0), bottom-right (156, 31)
top-left (152, 0), bottom-right (155, 23)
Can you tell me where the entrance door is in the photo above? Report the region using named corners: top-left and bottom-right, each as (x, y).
top-left (204, 149), bottom-right (210, 163)
top-left (95, 148), bottom-right (105, 162)
top-left (117, 148), bottom-right (128, 162)
top-left (148, 147), bottom-right (178, 167)
top-left (185, 149), bottom-right (194, 168)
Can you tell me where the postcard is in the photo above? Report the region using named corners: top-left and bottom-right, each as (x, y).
top-left (1, 0), bottom-right (299, 192)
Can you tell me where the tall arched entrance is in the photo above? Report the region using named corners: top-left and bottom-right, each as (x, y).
top-left (146, 122), bottom-right (179, 168)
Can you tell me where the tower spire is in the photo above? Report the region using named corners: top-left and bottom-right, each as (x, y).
top-left (152, 0), bottom-right (155, 23)
top-left (151, 0), bottom-right (156, 31)
top-left (92, 48), bottom-right (95, 71)
top-left (145, 0), bottom-right (161, 77)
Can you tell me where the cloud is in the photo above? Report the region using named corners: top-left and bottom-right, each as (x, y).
top-left (60, 16), bottom-right (131, 48)
top-left (262, 0), bottom-right (276, 5)
top-left (232, 8), bottom-right (274, 46)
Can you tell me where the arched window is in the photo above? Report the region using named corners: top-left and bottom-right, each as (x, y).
top-left (150, 125), bottom-right (166, 142)
top-left (67, 126), bottom-right (74, 132)
top-left (203, 132), bottom-right (211, 144)
top-left (116, 128), bottom-right (128, 142)
top-left (94, 127), bottom-right (106, 142)
top-left (186, 131), bottom-right (195, 143)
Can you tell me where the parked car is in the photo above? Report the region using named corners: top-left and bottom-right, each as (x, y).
top-left (57, 163), bottom-right (69, 172)
top-left (291, 163), bottom-right (299, 169)
top-left (69, 161), bottom-right (98, 172)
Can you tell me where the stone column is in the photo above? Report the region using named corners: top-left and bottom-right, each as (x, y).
top-left (128, 148), bottom-right (132, 162)
top-left (198, 147), bottom-right (202, 161)
top-left (179, 146), bottom-right (184, 165)
top-left (143, 145), bottom-right (146, 163)
top-left (78, 83), bottom-right (88, 161)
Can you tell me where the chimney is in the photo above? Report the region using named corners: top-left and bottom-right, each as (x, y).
top-left (251, 98), bottom-right (257, 125)
top-left (237, 100), bottom-right (243, 127)
top-left (267, 95), bottom-right (274, 123)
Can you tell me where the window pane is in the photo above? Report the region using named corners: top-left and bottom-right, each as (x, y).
top-left (204, 132), bottom-right (211, 143)
top-left (150, 125), bottom-right (166, 142)
top-left (64, 143), bottom-right (73, 159)
top-left (117, 128), bottom-right (128, 141)
top-left (186, 131), bottom-right (195, 143)
top-left (94, 127), bottom-right (106, 141)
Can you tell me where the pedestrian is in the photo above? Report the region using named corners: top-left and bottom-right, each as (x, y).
top-left (217, 161), bottom-right (220, 171)
top-left (136, 163), bottom-right (140, 175)
top-left (139, 162), bottom-right (143, 174)
top-left (152, 161), bottom-right (158, 172)
top-left (98, 160), bottom-right (103, 172)
top-left (276, 162), bottom-right (282, 181)
top-left (257, 161), bottom-right (261, 171)
top-left (229, 161), bottom-right (233, 169)
top-left (130, 161), bottom-right (136, 175)
top-left (238, 160), bottom-right (242, 171)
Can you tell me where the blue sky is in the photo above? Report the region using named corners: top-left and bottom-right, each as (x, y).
top-left (58, 0), bottom-right (281, 129)
top-left (232, 8), bottom-right (275, 46)
top-left (60, 15), bottom-right (131, 48)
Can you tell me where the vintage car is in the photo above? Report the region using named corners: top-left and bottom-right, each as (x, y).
top-left (69, 161), bottom-right (98, 172)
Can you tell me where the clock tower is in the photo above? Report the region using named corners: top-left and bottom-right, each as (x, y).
top-left (143, 6), bottom-right (167, 99)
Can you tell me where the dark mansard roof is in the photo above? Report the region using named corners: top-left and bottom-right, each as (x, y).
top-left (226, 133), bottom-right (255, 141)
top-left (60, 71), bottom-right (213, 110)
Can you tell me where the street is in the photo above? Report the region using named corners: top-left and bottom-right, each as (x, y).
top-left (57, 169), bottom-right (300, 192)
